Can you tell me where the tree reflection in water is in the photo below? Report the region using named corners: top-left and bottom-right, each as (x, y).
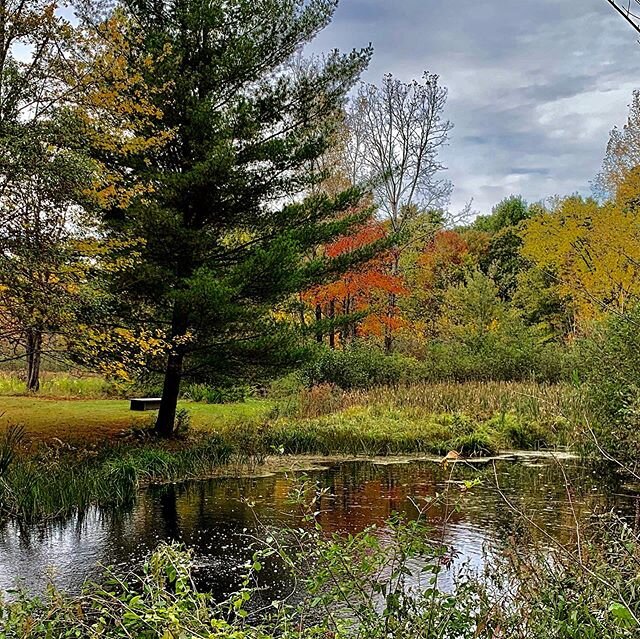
top-left (0, 457), bottom-right (637, 599)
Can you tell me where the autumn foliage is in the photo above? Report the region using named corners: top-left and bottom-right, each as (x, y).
top-left (418, 230), bottom-right (470, 290)
top-left (304, 219), bottom-right (406, 343)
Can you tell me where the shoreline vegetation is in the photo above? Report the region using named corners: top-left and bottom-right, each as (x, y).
top-left (3, 482), bottom-right (638, 639)
top-left (0, 375), bottom-right (582, 523)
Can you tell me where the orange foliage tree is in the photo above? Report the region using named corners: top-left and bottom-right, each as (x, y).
top-left (304, 219), bottom-right (406, 347)
top-left (399, 229), bottom-right (472, 339)
top-left (418, 230), bottom-right (470, 287)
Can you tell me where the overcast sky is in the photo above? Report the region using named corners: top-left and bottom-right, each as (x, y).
top-left (310, 0), bottom-right (640, 215)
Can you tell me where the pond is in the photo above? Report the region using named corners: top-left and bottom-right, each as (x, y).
top-left (0, 453), bottom-right (638, 598)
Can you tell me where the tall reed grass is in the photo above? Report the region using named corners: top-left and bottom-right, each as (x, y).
top-left (264, 381), bottom-right (581, 456)
top-left (0, 435), bottom-right (232, 522)
top-left (286, 381), bottom-right (584, 425)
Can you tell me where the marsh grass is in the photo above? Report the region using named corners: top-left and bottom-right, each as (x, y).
top-left (261, 381), bottom-right (579, 456)
top-left (288, 381), bottom-right (583, 424)
top-left (0, 435), bottom-right (233, 522)
top-left (0, 424), bottom-right (25, 477)
top-left (262, 407), bottom-right (565, 457)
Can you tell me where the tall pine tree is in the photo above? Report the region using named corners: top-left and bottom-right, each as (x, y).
top-left (85, 0), bottom-right (373, 436)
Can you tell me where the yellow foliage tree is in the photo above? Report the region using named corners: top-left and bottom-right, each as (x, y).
top-left (69, 10), bottom-right (174, 209)
top-left (598, 90), bottom-right (640, 204)
top-left (520, 196), bottom-right (640, 323)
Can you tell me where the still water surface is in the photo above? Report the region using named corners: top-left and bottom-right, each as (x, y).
top-left (0, 454), bottom-right (638, 597)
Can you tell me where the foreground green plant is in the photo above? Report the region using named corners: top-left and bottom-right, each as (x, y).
top-left (477, 513), bottom-right (640, 638)
top-left (253, 478), bottom-right (482, 639)
top-left (579, 305), bottom-right (640, 468)
top-left (1, 543), bottom-right (245, 638)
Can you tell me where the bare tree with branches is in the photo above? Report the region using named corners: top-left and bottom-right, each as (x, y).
top-left (346, 72), bottom-right (452, 234)
top-left (345, 72), bottom-right (453, 350)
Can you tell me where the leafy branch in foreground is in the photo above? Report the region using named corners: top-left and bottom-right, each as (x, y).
top-left (1, 480), bottom-right (639, 638)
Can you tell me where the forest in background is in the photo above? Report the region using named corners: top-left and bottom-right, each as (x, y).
top-left (3, 0), bottom-right (640, 445)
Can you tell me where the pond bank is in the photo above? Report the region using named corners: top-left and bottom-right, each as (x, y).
top-left (0, 425), bottom-right (577, 525)
top-left (0, 386), bottom-right (577, 523)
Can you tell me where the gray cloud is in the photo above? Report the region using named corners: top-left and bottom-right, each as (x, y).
top-left (309, 0), bottom-right (640, 214)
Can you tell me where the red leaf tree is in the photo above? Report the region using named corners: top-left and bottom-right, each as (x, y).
top-left (304, 219), bottom-right (407, 347)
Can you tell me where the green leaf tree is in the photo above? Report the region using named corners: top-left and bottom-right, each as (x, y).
top-left (87, 0), bottom-right (373, 436)
top-left (0, 0), bottom-right (96, 390)
top-left (0, 122), bottom-right (96, 390)
top-left (473, 195), bottom-right (530, 233)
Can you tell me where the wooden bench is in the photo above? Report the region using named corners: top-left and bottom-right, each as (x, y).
top-left (130, 397), bottom-right (162, 411)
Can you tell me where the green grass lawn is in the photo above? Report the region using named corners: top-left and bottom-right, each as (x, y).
top-left (0, 396), bottom-right (270, 443)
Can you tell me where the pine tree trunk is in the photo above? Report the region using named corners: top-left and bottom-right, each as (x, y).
top-left (155, 305), bottom-right (188, 437)
top-left (155, 351), bottom-right (184, 437)
top-left (26, 329), bottom-right (42, 392)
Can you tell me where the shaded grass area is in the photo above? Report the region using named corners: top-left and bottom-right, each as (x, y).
top-left (0, 396), bottom-right (270, 443)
